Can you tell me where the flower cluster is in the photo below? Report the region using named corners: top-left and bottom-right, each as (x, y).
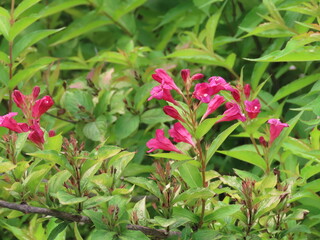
top-left (0, 86), bottom-right (54, 149)
top-left (146, 68), bottom-right (288, 153)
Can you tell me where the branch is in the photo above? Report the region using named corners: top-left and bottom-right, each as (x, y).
top-left (0, 200), bottom-right (181, 239)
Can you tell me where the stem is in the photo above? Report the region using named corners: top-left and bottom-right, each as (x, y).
top-left (249, 134), bottom-right (262, 157)
top-left (8, 0), bottom-right (15, 112)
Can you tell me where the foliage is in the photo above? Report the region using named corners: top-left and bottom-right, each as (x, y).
top-left (0, 0), bottom-right (319, 239)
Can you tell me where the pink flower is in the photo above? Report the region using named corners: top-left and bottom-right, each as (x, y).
top-left (208, 76), bottom-right (233, 93)
top-left (152, 69), bottom-right (182, 94)
top-left (245, 99), bottom-right (261, 119)
top-left (148, 85), bottom-right (177, 105)
top-left (0, 112), bottom-right (29, 133)
top-left (217, 102), bottom-right (246, 123)
top-left (267, 119), bottom-right (289, 145)
top-left (244, 84), bottom-right (251, 99)
top-left (32, 96), bottom-right (54, 119)
top-left (201, 95), bottom-right (225, 121)
top-left (193, 83), bottom-right (214, 103)
top-left (169, 122), bottom-right (195, 147)
top-left (146, 129), bottom-right (181, 153)
top-left (28, 121), bottom-right (44, 149)
top-left (163, 106), bottom-right (185, 122)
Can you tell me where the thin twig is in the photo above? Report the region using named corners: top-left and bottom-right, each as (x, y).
top-left (0, 199), bottom-right (181, 239)
top-left (45, 112), bottom-right (78, 123)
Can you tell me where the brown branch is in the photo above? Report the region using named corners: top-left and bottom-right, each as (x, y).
top-left (0, 199), bottom-right (181, 239)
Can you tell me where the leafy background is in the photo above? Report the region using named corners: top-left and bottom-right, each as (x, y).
top-left (0, 0), bottom-right (319, 239)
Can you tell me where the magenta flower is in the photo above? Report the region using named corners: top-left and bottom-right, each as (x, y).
top-left (148, 85), bottom-right (177, 105)
top-left (152, 69), bottom-right (182, 94)
top-left (245, 99), bottom-right (261, 119)
top-left (163, 106), bottom-right (185, 122)
top-left (147, 129), bottom-right (181, 153)
top-left (12, 90), bottom-right (26, 109)
top-left (193, 83), bottom-right (214, 103)
top-left (267, 119), bottom-right (289, 145)
top-left (217, 102), bottom-right (246, 123)
top-left (32, 96), bottom-right (54, 119)
top-left (191, 73), bottom-right (204, 81)
top-left (244, 84), bottom-right (251, 99)
top-left (201, 95), bottom-right (225, 121)
top-left (0, 112), bottom-right (29, 133)
top-left (48, 130), bottom-right (56, 137)
top-left (28, 121), bottom-right (44, 149)
top-left (168, 122), bottom-right (195, 147)
top-left (208, 76), bottom-right (233, 93)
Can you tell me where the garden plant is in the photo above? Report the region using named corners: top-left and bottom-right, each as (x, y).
top-left (0, 0), bottom-right (319, 239)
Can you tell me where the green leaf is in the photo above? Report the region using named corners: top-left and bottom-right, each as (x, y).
top-left (150, 153), bottom-right (193, 161)
top-left (44, 133), bottom-right (63, 152)
top-left (114, 113), bottom-right (139, 140)
top-left (125, 177), bottom-right (161, 199)
top-left (9, 15), bottom-right (39, 41)
top-left (0, 15), bottom-right (10, 40)
top-left (49, 13), bottom-right (111, 46)
top-left (109, 151), bottom-right (135, 178)
top-left (272, 73), bottom-right (320, 102)
top-left (0, 219), bottom-right (31, 240)
top-left (141, 108), bottom-right (172, 124)
top-left (193, 0), bottom-right (223, 14)
top-left (89, 230), bottom-right (116, 240)
top-left (88, 51), bottom-right (128, 65)
top-left (89, 145), bottom-right (122, 161)
top-left (218, 150), bottom-right (267, 171)
top-left (0, 160), bottom-right (16, 173)
top-left (83, 210), bottom-right (107, 230)
top-left (172, 188), bottom-right (213, 204)
top-left (173, 207), bottom-right (199, 223)
top-left (83, 121), bottom-right (106, 142)
top-left (56, 191), bottom-right (87, 205)
top-left (39, 0), bottom-right (88, 18)
top-left (48, 170), bottom-right (72, 195)
top-left (80, 162), bottom-right (103, 192)
top-left (205, 1), bottom-right (226, 52)
top-left (13, 28), bottom-right (63, 59)
top-left (204, 205), bottom-right (242, 222)
top-left (14, 132), bottom-right (29, 158)
top-left (206, 122), bottom-right (241, 163)
top-left (179, 163), bottom-right (202, 188)
top-left (9, 57), bottom-right (57, 89)
top-left (23, 167), bottom-right (51, 194)
top-left (196, 116), bottom-right (222, 139)
top-left (83, 196), bottom-right (112, 209)
top-left (48, 222), bottom-right (68, 240)
top-left (14, 0), bottom-right (40, 19)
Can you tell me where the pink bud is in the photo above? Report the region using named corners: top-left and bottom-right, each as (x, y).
top-left (12, 90), bottom-right (26, 109)
top-left (48, 130), bottom-right (56, 137)
top-left (32, 86), bottom-right (40, 100)
top-left (259, 136), bottom-right (267, 147)
top-left (244, 84), bottom-right (251, 99)
top-left (163, 106), bottom-right (185, 122)
top-left (181, 69), bottom-right (190, 83)
top-left (191, 73), bottom-right (204, 81)
top-left (201, 95), bottom-right (225, 121)
top-left (231, 89), bottom-right (241, 103)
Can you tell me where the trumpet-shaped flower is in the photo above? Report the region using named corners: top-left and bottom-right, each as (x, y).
top-left (245, 99), bottom-right (261, 119)
top-left (267, 119), bottom-right (289, 145)
top-left (147, 129), bottom-right (181, 153)
top-left (163, 106), bottom-right (185, 122)
top-left (168, 122), bottom-right (195, 147)
top-left (0, 112), bottom-right (29, 133)
top-left (152, 69), bottom-right (182, 94)
top-left (32, 96), bottom-right (54, 119)
top-left (217, 102), bottom-right (246, 123)
top-left (148, 85), bottom-right (177, 105)
top-left (208, 76), bottom-right (233, 93)
top-left (193, 83), bottom-right (214, 103)
top-left (202, 95), bottom-right (225, 121)
top-left (28, 121), bottom-right (44, 149)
